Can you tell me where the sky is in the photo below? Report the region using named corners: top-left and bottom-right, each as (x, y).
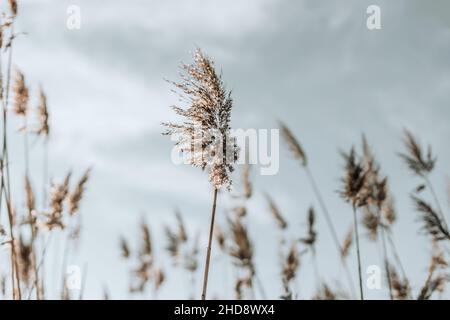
top-left (1, 0), bottom-right (449, 299)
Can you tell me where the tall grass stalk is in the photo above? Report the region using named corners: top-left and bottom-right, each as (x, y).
top-left (201, 188), bottom-right (218, 300)
top-left (352, 205), bottom-right (364, 300)
top-left (305, 167), bottom-right (356, 296)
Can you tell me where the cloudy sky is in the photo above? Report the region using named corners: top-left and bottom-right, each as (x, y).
top-left (4, 0), bottom-right (450, 299)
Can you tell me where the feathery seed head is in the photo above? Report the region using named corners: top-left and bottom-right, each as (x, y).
top-left (389, 265), bottom-right (410, 300)
top-left (300, 207), bottom-right (317, 246)
top-left (340, 147), bottom-right (369, 208)
top-left (412, 195), bottom-right (450, 241)
top-left (362, 208), bottom-right (379, 241)
top-left (24, 175), bottom-right (35, 213)
top-left (175, 210), bottom-right (188, 242)
top-left (154, 267), bottom-right (165, 291)
top-left (43, 172), bottom-right (71, 230)
top-left (399, 130), bottom-right (435, 176)
top-left (120, 236), bottom-right (130, 259)
top-left (282, 242), bottom-right (299, 283)
top-left (280, 122), bottom-right (307, 167)
top-left (12, 69), bottom-right (29, 116)
top-left (341, 226), bottom-right (353, 259)
top-left (382, 197), bottom-right (396, 226)
top-left (228, 217), bottom-right (253, 269)
top-left (140, 221), bottom-right (152, 258)
top-left (68, 168), bottom-right (91, 215)
top-left (36, 88), bottom-right (50, 137)
top-left (8, 0), bottom-right (17, 16)
top-left (17, 236), bottom-right (32, 286)
top-left (163, 48), bottom-right (238, 189)
top-left (265, 194), bottom-right (288, 229)
top-left (313, 284), bottom-right (339, 300)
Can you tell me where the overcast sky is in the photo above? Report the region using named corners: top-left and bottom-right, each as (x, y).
top-left (4, 0), bottom-right (450, 299)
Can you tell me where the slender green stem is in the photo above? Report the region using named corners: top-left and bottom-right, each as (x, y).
top-left (201, 188), bottom-right (218, 300)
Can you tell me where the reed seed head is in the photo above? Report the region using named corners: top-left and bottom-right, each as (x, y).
top-left (341, 226), bottom-right (353, 259)
top-left (389, 265), bottom-right (410, 300)
top-left (163, 48), bottom-right (238, 189)
top-left (313, 284), bottom-right (338, 300)
top-left (399, 129), bottom-right (435, 176)
top-left (154, 267), bottom-right (165, 291)
top-left (282, 242), bottom-right (299, 284)
top-left (418, 246), bottom-right (449, 300)
top-left (265, 194), bottom-right (288, 229)
top-left (382, 197), bottom-right (396, 226)
top-left (24, 175), bottom-right (35, 213)
top-left (140, 221), bottom-right (152, 258)
top-left (228, 217), bottom-right (253, 270)
top-left (412, 195), bottom-right (450, 241)
top-left (340, 147), bottom-right (369, 208)
top-left (300, 207), bottom-right (317, 247)
top-left (175, 210), bottom-right (188, 243)
top-left (12, 69), bottom-right (29, 116)
top-left (165, 225), bottom-right (180, 260)
top-left (120, 237), bottom-right (130, 259)
top-left (43, 172), bottom-right (71, 230)
top-left (183, 233), bottom-right (199, 273)
top-left (17, 236), bottom-right (32, 286)
top-left (8, 0), bottom-right (17, 16)
top-left (36, 88), bottom-right (50, 137)
top-left (362, 208), bottom-right (379, 241)
top-left (280, 121), bottom-right (307, 167)
top-left (68, 168), bottom-right (91, 215)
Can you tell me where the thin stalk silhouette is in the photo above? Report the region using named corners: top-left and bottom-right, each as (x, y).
top-left (253, 269), bottom-right (267, 299)
top-left (424, 176), bottom-right (448, 230)
top-left (280, 123), bottom-right (355, 297)
top-left (201, 188), bottom-right (218, 300)
top-left (0, 21), bottom-right (21, 300)
top-left (305, 167), bottom-right (356, 296)
top-left (352, 205), bottom-right (364, 300)
top-left (379, 226), bottom-right (393, 300)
